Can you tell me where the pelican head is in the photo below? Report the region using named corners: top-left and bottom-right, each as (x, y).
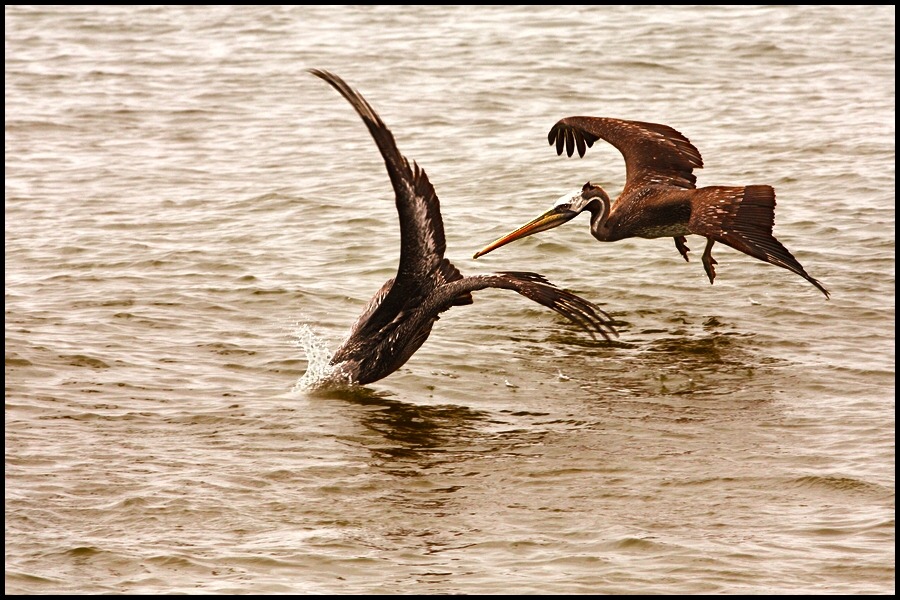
top-left (473, 182), bottom-right (609, 258)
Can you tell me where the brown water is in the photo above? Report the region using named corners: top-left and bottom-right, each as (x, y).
top-left (5, 5), bottom-right (895, 594)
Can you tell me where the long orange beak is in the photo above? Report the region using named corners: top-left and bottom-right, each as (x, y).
top-left (473, 205), bottom-right (579, 259)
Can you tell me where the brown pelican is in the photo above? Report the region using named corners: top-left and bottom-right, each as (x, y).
top-left (473, 117), bottom-right (829, 298)
top-left (310, 71), bottom-right (616, 385)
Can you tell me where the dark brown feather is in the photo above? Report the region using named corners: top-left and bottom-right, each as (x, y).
top-left (548, 116), bottom-right (703, 191)
top-left (689, 186), bottom-right (829, 297)
top-left (541, 115), bottom-right (828, 298)
top-left (312, 70), bottom-right (618, 385)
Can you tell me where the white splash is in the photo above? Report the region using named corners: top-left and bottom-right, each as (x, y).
top-left (292, 323), bottom-right (342, 392)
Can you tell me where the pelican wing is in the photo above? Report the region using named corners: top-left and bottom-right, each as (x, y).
top-left (312, 70), bottom-right (466, 331)
top-left (428, 272), bottom-right (618, 342)
top-left (548, 117), bottom-right (704, 192)
top-left (689, 185), bottom-right (830, 298)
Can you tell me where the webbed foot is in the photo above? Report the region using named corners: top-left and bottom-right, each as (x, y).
top-left (674, 236), bottom-right (690, 262)
top-left (702, 238), bottom-right (717, 284)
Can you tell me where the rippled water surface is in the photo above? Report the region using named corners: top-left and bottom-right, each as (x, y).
top-left (5, 5), bottom-right (895, 594)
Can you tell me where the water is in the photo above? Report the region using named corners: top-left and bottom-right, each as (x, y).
top-left (5, 5), bottom-right (894, 594)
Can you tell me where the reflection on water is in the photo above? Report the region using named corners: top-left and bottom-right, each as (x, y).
top-left (317, 386), bottom-right (492, 465)
top-left (312, 386), bottom-right (492, 562)
top-left (535, 311), bottom-right (776, 405)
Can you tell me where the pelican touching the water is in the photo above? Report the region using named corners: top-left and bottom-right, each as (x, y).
top-left (473, 117), bottom-right (829, 298)
top-left (310, 71), bottom-right (616, 385)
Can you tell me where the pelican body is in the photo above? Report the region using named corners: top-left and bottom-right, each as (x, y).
top-left (310, 72), bottom-right (616, 385)
top-left (474, 117), bottom-right (829, 298)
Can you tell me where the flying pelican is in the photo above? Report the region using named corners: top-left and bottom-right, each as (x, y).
top-left (309, 71), bottom-right (616, 385)
top-left (473, 117), bottom-right (829, 298)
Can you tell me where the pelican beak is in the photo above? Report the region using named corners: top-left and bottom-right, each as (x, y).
top-left (473, 203), bottom-right (580, 259)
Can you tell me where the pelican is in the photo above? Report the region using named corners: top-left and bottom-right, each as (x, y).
top-left (473, 117), bottom-right (829, 298)
top-left (310, 71), bottom-right (616, 385)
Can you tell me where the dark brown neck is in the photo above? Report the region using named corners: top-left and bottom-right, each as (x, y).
top-left (588, 196), bottom-right (613, 241)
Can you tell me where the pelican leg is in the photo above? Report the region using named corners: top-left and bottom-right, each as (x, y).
top-left (674, 236), bottom-right (690, 262)
top-left (701, 238), bottom-right (717, 284)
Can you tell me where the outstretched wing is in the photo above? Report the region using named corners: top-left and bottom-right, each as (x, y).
top-left (548, 117), bottom-right (704, 192)
top-left (426, 272), bottom-right (618, 342)
top-left (311, 70), bottom-right (470, 333)
top-left (689, 185), bottom-right (830, 298)
top-left (311, 69), bottom-right (455, 291)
